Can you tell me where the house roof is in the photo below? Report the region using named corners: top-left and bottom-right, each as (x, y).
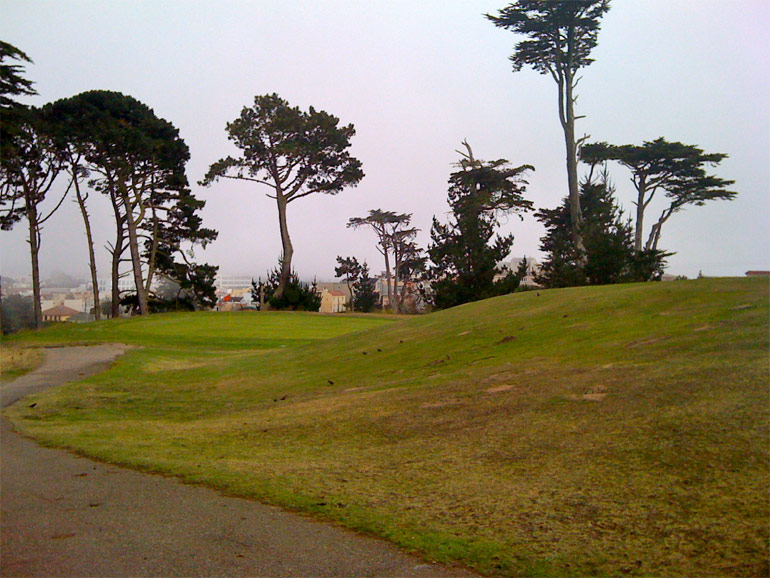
top-left (328, 290), bottom-right (346, 297)
top-left (42, 305), bottom-right (81, 316)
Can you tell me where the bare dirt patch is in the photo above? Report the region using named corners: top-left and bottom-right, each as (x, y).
top-left (486, 385), bottom-right (514, 394)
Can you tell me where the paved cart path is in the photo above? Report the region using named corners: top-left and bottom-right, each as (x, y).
top-left (1, 346), bottom-right (475, 577)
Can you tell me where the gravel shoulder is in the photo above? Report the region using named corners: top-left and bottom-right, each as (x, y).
top-left (1, 345), bottom-right (475, 577)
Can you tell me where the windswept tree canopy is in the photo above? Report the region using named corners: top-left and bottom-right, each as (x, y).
top-left (201, 93), bottom-right (363, 300)
top-left (487, 1), bottom-right (610, 262)
top-left (348, 209), bottom-right (416, 313)
top-left (201, 93), bottom-right (364, 201)
top-left (487, 1), bottom-right (611, 78)
top-left (45, 90), bottom-right (190, 186)
top-left (581, 138), bottom-right (736, 251)
top-left (44, 90), bottom-right (215, 315)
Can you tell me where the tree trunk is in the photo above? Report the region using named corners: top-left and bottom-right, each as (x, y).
top-left (646, 206), bottom-right (673, 252)
top-left (383, 249), bottom-right (393, 312)
top-left (562, 69), bottom-right (587, 263)
top-left (74, 179), bottom-right (101, 321)
top-left (275, 195), bottom-right (293, 300)
top-left (144, 209), bottom-right (159, 295)
top-left (107, 180), bottom-right (126, 319)
top-left (110, 222), bottom-right (125, 319)
top-left (26, 201), bottom-right (42, 329)
top-left (346, 277), bottom-right (355, 312)
top-left (634, 177), bottom-right (647, 253)
top-left (110, 243), bottom-right (122, 319)
top-left (391, 255), bottom-right (400, 314)
top-left (119, 185), bottom-right (149, 315)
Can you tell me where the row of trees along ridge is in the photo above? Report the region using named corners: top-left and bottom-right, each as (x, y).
top-left (2, 1), bottom-right (737, 322)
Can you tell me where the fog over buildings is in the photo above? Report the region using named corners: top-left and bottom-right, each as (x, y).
top-left (1, 0), bottom-right (768, 284)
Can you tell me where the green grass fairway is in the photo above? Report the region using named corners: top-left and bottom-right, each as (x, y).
top-left (4, 278), bottom-right (768, 577)
top-left (3, 310), bottom-right (393, 351)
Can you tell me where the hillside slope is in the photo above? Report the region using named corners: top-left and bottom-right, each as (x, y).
top-left (6, 278), bottom-right (768, 577)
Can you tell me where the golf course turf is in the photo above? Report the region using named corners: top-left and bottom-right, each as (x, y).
top-left (3, 278), bottom-right (768, 577)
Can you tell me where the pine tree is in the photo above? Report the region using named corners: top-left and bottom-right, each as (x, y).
top-left (427, 142), bottom-right (533, 309)
top-left (536, 175), bottom-right (665, 288)
top-left (353, 262), bottom-right (378, 313)
top-left (335, 256), bottom-right (362, 312)
top-left (252, 259), bottom-right (321, 311)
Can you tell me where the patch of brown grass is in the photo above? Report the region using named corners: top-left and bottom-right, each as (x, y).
top-left (0, 345), bottom-right (42, 381)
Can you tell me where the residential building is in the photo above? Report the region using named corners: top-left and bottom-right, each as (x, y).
top-left (319, 288), bottom-right (347, 313)
top-left (42, 305), bottom-right (81, 322)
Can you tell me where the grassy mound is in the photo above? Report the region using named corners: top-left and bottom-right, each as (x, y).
top-left (4, 278), bottom-right (768, 576)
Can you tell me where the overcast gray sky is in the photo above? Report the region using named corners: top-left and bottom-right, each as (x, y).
top-left (2, 0), bottom-right (768, 283)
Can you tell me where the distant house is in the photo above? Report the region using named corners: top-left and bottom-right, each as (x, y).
top-left (745, 271), bottom-right (769, 277)
top-left (42, 305), bottom-right (81, 323)
top-left (320, 289), bottom-right (347, 313)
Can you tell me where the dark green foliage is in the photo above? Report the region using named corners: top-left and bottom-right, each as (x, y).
top-left (536, 177), bottom-right (666, 288)
top-left (0, 41), bottom-right (36, 109)
top-left (250, 278), bottom-right (267, 310)
top-left (1, 41), bottom-right (37, 169)
top-left (270, 280), bottom-right (321, 312)
top-left (427, 143), bottom-right (533, 310)
top-left (347, 209), bottom-right (416, 313)
top-left (335, 256), bottom-right (362, 311)
top-left (255, 261), bottom-right (321, 312)
top-left (44, 91), bottom-right (218, 316)
top-left (486, 1), bottom-right (611, 76)
top-left (119, 293), bottom-right (196, 314)
top-left (487, 2), bottom-right (611, 259)
top-left (581, 138), bottom-right (736, 251)
top-left (45, 90), bottom-right (191, 183)
top-left (201, 94), bottom-right (364, 196)
top-left (201, 93), bottom-right (364, 299)
top-left (152, 260), bottom-right (219, 311)
top-left (148, 187), bottom-right (218, 310)
top-left (353, 262), bottom-right (379, 313)
top-left (1, 294), bottom-right (36, 334)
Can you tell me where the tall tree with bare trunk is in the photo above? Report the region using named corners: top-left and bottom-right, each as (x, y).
top-left (46, 90), bottom-right (192, 316)
top-left (1, 110), bottom-right (67, 328)
top-left (0, 41), bottom-right (67, 328)
top-left (201, 94), bottom-right (364, 300)
top-left (348, 209), bottom-right (415, 313)
top-left (487, 1), bottom-right (610, 264)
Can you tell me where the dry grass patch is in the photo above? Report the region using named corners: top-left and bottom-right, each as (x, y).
top-left (0, 345), bottom-right (42, 380)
